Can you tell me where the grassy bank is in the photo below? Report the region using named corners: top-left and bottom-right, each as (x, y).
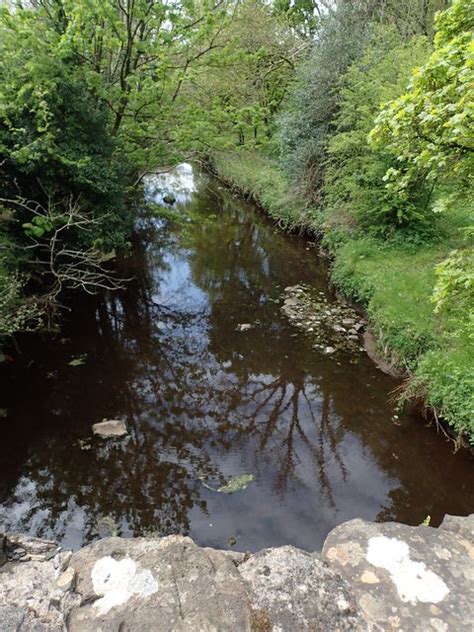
top-left (213, 150), bottom-right (474, 444)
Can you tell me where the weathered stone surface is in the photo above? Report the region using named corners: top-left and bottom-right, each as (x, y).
top-left (57, 567), bottom-right (76, 592)
top-left (0, 558), bottom-right (65, 631)
top-left (67, 535), bottom-right (253, 631)
top-left (240, 546), bottom-right (377, 631)
top-left (440, 513), bottom-right (474, 541)
top-left (1, 515), bottom-right (472, 632)
top-left (0, 532), bottom-right (6, 565)
top-left (0, 604), bottom-right (62, 632)
top-left (323, 518), bottom-right (474, 631)
top-left (92, 419), bottom-right (127, 437)
top-left (3, 532), bottom-right (60, 562)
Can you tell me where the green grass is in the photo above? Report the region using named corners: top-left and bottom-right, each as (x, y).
top-left (212, 150), bottom-right (320, 233)
top-left (212, 150), bottom-right (474, 443)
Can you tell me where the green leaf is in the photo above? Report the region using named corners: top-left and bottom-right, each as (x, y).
top-left (69, 355), bottom-right (87, 367)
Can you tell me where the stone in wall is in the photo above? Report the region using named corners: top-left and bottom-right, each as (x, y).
top-left (322, 516), bottom-right (474, 631)
top-left (1, 514), bottom-right (472, 631)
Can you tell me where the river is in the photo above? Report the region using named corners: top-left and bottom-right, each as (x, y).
top-left (0, 164), bottom-right (472, 551)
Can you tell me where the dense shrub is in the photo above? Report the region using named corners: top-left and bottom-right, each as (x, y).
top-left (324, 26), bottom-right (431, 238)
top-left (370, 0), bottom-right (474, 228)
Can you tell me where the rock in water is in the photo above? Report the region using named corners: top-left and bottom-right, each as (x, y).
top-left (92, 420), bottom-right (128, 438)
top-left (162, 193), bottom-right (176, 205)
top-left (235, 323), bottom-right (253, 332)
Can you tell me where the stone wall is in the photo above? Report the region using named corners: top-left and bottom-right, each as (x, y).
top-left (1, 514), bottom-right (472, 631)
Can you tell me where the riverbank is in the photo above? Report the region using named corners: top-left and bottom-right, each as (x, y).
top-left (1, 513), bottom-right (472, 630)
top-left (211, 150), bottom-right (474, 445)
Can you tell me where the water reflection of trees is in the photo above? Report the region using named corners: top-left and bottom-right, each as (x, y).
top-left (1, 171), bottom-right (472, 547)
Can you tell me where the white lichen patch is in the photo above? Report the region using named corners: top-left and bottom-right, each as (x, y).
top-left (91, 555), bottom-right (159, 614)
top-left (366, 536), bottom-right (449, 605)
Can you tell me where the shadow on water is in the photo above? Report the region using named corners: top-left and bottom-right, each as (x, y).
top-left (0, 164), bottom-right (472, 551)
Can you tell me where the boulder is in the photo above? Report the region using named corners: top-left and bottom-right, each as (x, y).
top-left (322, 518), bottom-right (474, 631)
top-left (66, 535), bottom-right (254, 631)
top-left (239, 546), bottom-right (377, 631)
top-left (0, 604), bottom-right (62, 632)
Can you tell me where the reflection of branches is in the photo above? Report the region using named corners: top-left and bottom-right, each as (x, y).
top-left (0, 170), bottom-right (357, 545)
top-left (221, 369), bottom-right (348, 505)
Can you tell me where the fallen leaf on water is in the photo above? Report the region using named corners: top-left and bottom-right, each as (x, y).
top-left (218, 474), bottom-right (255, 493)
top-left (200, 473), bottom-right (255, 494)
top-left (69, 354), bottom-right (87, 367)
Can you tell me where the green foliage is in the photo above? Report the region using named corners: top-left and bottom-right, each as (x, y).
top-left (432, 230), bottom-right (474, 320)
top-left (0, 229), bottom-right (44, 342)
top-left (279, 4), bottom-right (370, 200)
top-left (188, 0), bottom-right (303, 151)
top-left (0, 0), bottom-right (261, 338)
top-left (327, 194), bottom-right (474, 435)
top-left (370, 0), bottom-right (474, 215)
top-left (324, 26), bottom-right (431, 237)
top-left (213, 151), bottom-right (317, 232)
top-left (0, 271), bottom-right (41, 341)
top-left (412, 341), bottom-right (474, 440)
top-left (0, 6), bottom-right (122, 205)
top-left (272, 0), bottom-right (319, 37)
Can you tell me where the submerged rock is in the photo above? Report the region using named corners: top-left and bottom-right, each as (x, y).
top-left (280, 284), bottom-right (365, 358)
top-left (92, 420), bottom-right (128, 438)
top-left (235, 323), bottom-right (253, 332)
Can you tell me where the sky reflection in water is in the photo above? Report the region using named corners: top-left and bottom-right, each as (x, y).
top-left (0, 164), bottom-right (472, 551)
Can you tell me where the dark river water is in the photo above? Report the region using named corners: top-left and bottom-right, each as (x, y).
top-left (0, 164), bottom-right (472, 552)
